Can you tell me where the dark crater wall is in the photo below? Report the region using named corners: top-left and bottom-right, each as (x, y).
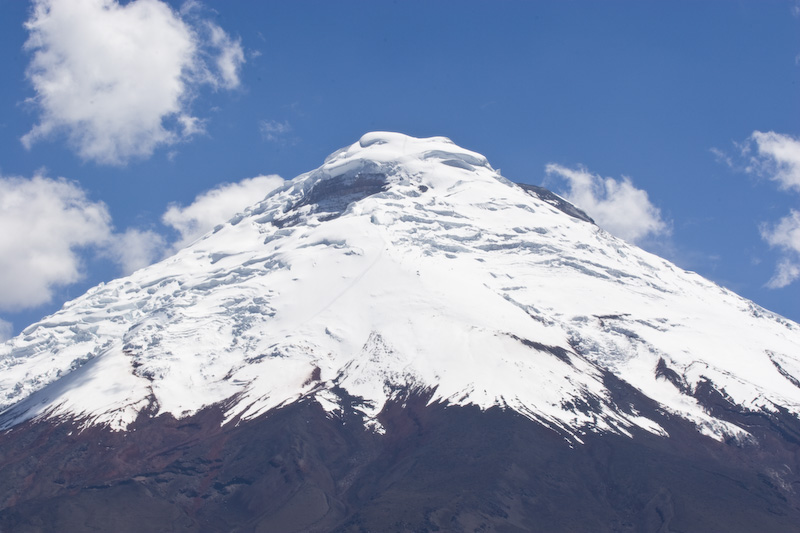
top-left (516, 183), bottom-right (595, 224)
top-left (1, 388), bottom-right (799, 532)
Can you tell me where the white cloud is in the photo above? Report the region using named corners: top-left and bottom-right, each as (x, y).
top-left (761, 210), bottom-right (800, 288)
top-left (162, 175), bottom-right (284, 249)
top-left (746, 131), bottom-right (800, 192)
top-left (260, 120), bottom-right (292, 142)
top-left (22, 0), bottom-right (245, 165)
top-left (0, 319), bottom-right (12, 343)
top-left (723, 131), bottom-right (800, 288)
top-left (103, 174), bottom-right (285, 268)
top-left (710, 147), bottom-right (734, 168)
top-left (762, 210), bottom-right (800, 251)
top-left (545, 163), bottom-right (669, 244)
top-left (0, 169), bottom-right (282, 315)
top-left (207, 22), bottom-right (245, 90)
top-left (0, 174), bottom-right (112, 311)
top-left (766, 259), bottom-right (800, 289)
top-left (101, 228), bottom-right (167, 275)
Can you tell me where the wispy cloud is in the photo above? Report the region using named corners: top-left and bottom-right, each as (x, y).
top-left (545, 163), bottom-right (669, 245)
top-left (761, 210), bottom-right (800, 288)
top-left (206, 21), bottom-right (245, 90)
top-left (259, 119), bottom-right (292, 143)
top-left (710, 147), bottom-right (734, 168)
top-left (21, 0), bottom-right (245, 165)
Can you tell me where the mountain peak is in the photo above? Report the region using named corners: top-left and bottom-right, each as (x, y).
top-left (250, 132), bottom-right (506, 230)
top-left (2, 133), bottom-right (800, 448)
top-left (327, 132), bottom-right (491, 171)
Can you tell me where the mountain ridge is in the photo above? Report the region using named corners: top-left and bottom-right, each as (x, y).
top-left (2, 132), bottom-right (799, 446)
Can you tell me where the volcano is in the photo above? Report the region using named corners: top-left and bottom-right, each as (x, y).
top-left (2, 132), bottom-right (800, 532)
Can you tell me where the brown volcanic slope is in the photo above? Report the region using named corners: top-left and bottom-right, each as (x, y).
top-left (1, 380), bottom-right (800, 533)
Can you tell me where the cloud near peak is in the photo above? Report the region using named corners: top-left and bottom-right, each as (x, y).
top-left (545, 163), bottom-right (669, 245)
top-left (162, 175), bottom-right (285, 251)
top-left (21, 0), bottom-right (245, 165)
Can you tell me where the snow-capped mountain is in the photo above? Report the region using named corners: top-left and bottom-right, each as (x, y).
top-left (2, 132), bottom-right (800, 532)
top-left (2, 132), bottom-right (800, 441)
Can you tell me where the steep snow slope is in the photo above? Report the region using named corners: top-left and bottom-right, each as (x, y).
top-left (2, 132), bottom-right (799, 443)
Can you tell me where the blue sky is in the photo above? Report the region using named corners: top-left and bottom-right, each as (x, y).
top-left (1, 0), bottom-right (799, 338)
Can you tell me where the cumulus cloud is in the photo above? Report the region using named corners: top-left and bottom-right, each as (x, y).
top-left (162, 175), bottom-right (284, 249)
top-left (545, 163), bottom-right (669, 244)
top-left (101, 228), bottom-right (167, 275)
top-left (0, 174), bottom-right (112, 311)
top-left (745, 131), bottom-right (800, 192)
top-left (22, 0), bottom-right (245, 165)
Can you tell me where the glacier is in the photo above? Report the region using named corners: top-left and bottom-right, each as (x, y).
top-left (2, 131), bottom-right (800, 445)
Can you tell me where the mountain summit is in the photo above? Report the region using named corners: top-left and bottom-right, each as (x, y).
top-left (2, 133), bottom-right (800, 531)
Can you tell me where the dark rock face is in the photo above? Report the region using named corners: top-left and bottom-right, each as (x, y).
top-left (1, 391), bottom-right (800, 532)
top-left (275, 164), bottom-right (390, 227)
top-left (516, 183), bottom-right (595, 224)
